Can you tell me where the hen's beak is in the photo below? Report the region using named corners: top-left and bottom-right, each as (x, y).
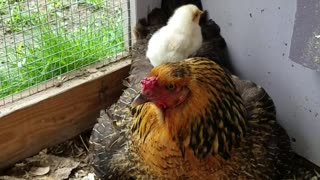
top-left (131, 93), bottom-right (149, 108)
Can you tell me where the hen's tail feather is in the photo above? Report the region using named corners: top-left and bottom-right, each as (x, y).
top-left (89, 78), bottom-right (141, 177)
top-left (192, 19), bottom-right (235, 73)
top-left (89, 110), bottom-right (126, 177)
top-left (130, 15), bottom-right (162, 85)
top-left (133, 8), bottom-right (167, 40)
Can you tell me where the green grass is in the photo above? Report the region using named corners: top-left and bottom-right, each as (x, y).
top-left (0, 16), bottom-right (124, 98)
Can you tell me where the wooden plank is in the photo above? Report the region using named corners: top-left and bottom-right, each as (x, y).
top-left (0, 59), bottom-right (131, 170)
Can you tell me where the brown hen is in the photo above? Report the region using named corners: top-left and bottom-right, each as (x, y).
top-left (89, 2), bottom-right (319, 180)
top-left (90, 56), bottom-right (290, 179)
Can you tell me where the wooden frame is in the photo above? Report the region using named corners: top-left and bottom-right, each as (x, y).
top-left (0, 59), bottom-right (131, 170)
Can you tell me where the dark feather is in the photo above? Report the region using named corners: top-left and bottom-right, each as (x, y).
top-left (161, 0), bottom-right (203, 19)
top-left (193, 19), bottom-right (235, 73)
top-left (232, 75), bottom-right (320, 179)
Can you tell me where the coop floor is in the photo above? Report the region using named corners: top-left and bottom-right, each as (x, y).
top-left (0, 131), bottom-right (93, 180)
top-left (1, 131), bottom-right (320, 179)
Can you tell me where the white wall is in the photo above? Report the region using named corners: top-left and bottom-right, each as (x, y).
top-left (202, 0), bottom-right (320, 166)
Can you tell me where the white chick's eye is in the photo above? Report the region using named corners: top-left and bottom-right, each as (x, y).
top-left (166, 84), bottom-right (176, 91)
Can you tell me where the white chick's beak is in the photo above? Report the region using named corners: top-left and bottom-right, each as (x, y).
top-left (198, 10), bottom-right (204, 16)
top-left (193, 10), bottom-right (204, 24)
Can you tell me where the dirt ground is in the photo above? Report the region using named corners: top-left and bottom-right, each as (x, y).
top-left (0, 131), bottom-right (94, 180)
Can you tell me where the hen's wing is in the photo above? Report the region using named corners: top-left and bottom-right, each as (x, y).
top-left (232, 75), bottom-right (320, 179)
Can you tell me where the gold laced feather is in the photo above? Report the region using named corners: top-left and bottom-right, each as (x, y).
top-left (131, 57), bottom-right (247, 160)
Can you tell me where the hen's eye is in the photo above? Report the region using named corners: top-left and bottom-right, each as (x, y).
top-left (166, 84), bottom-right (176, 91)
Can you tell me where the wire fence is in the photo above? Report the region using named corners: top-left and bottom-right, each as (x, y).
top-left (0, 0), bottom-right (130, 105)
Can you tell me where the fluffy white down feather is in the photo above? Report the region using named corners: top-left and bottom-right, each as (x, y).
top-left (146, 4), bottom-right (203, 67)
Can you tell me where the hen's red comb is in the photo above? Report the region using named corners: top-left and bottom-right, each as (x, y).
top-left (141, 76), bottom-right (158, 92)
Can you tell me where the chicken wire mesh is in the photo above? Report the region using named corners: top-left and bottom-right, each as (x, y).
top-left (0, 0), bottom-right (131, 105)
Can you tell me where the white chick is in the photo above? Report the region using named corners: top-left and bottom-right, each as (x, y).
top-left (146, 4), bottom-right (203, 67)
